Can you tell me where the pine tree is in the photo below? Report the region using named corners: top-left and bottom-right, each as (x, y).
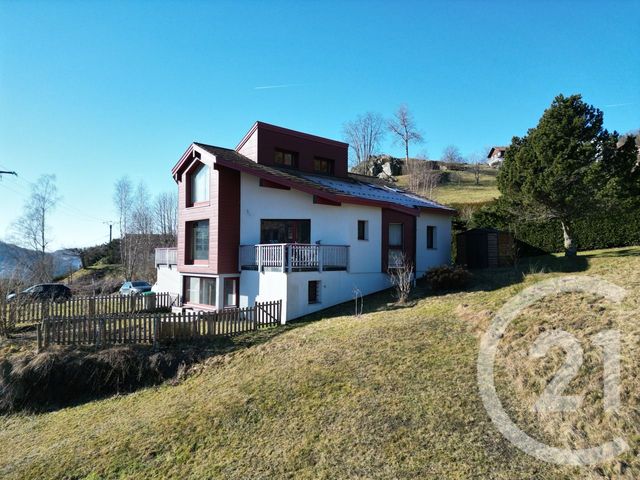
top-left (497, 94), bottom-right (638, 256)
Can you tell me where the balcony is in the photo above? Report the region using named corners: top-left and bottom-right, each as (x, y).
top-left (239, 244), bottom-right (349, 272)
top-left (155, 247), bottom-right (177, 266)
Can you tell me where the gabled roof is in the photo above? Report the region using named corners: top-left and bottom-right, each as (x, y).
top-left (189, 142), bottom-right (455, 217)
top-left (487, 146), bottom-right (507, 158)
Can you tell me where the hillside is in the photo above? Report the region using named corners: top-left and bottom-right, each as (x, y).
top-left (396, 166), bottom-right (500, 205)
top-left (1, 247), bottom-right (639, 479)
top-left (0, 241), bottom-right (82, 280)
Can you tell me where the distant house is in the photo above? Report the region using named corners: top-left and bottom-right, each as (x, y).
top-left (487, 146), bottom-right (507, 168)
top-left (155, 121), bottom-right (455, 322)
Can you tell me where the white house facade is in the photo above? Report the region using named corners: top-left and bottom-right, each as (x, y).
top-left (155, 122), bottom-right (455, 322)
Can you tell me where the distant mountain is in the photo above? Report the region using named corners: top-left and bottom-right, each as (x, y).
top-left (0, 241), bottom-right (82, 280)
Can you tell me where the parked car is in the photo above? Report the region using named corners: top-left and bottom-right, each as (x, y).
top-left (6, 283), bottom-right (72, 303)
top-left (119, 281), bottom-right (152, 296)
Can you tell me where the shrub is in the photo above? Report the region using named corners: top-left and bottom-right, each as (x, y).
top-left (424, 265), bottom-right (472, 291)
top-left (470, 199), bottom-right (640, 254)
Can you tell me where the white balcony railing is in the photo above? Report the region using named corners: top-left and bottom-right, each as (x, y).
top-left (239, 244), bottom-right (349, 272)
top-left (155, 247), bottom-right (177, 266)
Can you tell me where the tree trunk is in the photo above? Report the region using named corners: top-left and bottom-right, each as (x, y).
top-left (561, 221), bottom-right (577, 257)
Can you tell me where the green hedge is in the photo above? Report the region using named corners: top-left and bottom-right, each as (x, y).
top-left (470, 200), bottom-right (640, 254)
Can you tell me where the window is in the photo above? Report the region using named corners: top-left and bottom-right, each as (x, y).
top-left (260, 219), bottom-right (311, 244)
top-left (427, 225), bottom-right (437, 249)
top-left (357, 220), bottom-right (368, 241)
top-left (189, 220), bottom-right (209, 262)
top-left (185, 276), bottom-right (216, 306)
top-left (388, 223), bottom-right (404, 269)
top-left (274, 149), bottom-right (298, 168)
top-left (224, 278), bottom-right (238, 308)
top-left (308, 280), bottom-right (320, 304)
top-left (314, 157), bottom-right (334, 175)
top-left (389, 223), bottom-right (403, 248)
top-left (189, 163), bottom-right (209, 205)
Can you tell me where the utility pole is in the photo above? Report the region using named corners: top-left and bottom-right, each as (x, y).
top-left (103, 221), bottom-right (114, 243)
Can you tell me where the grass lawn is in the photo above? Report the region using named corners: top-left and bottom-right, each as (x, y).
top-left (1, 247), bottom-right (639, 479)
top-left (397, 168), bottom-right (500, 205)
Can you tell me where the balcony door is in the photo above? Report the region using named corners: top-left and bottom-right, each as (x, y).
top-left (260, 219), bottom-right (311, 244)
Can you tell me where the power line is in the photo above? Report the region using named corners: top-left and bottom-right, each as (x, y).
top-left (0, 165), bottom-right (111, 223)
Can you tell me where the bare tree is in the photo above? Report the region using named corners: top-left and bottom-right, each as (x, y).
top-left (11, 175), bottom-right (60, 281)
top-left (388, 105), bottom-right (424, 164)
top-left (387, 253), bottom-right (414, 304)
top-left (154, 191), bottom-right (178, 243)
top-left (467, 152), bottom-right (485, 186)
top-left (343, 112), bottom-right (386, 173)
top-left (113, 177), bottom-right (134, 278)
top-left (403, 154), bottom-right (441, 198)
top-left (442, 145), bottom-right (464, 164)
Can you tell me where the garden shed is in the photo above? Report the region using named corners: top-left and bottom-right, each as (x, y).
top-left (456, 228), bottom-right (515, 268)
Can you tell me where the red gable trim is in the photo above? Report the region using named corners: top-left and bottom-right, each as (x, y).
top-left (313, 195), bottom-right (341, 206)
top-left (172, 144), bottom-right (199, 181)
top-left (214, 156), bottom-right (420, 216)
top-left (259, 178), bottom-right (291, 190)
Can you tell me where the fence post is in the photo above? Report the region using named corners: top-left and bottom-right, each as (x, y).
top-left (153, 315), bottom-right (159, 350)
top-left (149, 293), bottom-right (156, 311)
top-left (36, 323), bottom-right (42, 353)
top-left (8, 303), bottom-right (16, 331)
top-left (89, 297), bottom-right (96, 317)
top-left (253, 302), bottom-right (259, 330)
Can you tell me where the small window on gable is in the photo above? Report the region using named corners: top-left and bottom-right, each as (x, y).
top-left (357, 220), bottom-right (368, 241)
top-left (308, 280), bottom-right (320, 304)
top-left (189, 163), bottom-right (209, 205)
top-left (314, 157), bottom-right (334, 175)
top-left (427, 225), bottom-right (437, 249)
top-left (274, 149), bottom-right (298, 168)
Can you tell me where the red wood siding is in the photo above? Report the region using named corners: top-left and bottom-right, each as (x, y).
top-left (216, 166), bottom-right (240, 273)
top-left (177, 158), bottom-right (240, 276)
top-left (381, 208), bottom-right (416, 271)
top-left (237, 123), bottom-right (348, 178)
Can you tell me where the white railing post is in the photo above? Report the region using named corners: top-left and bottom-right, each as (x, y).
top-left (318, 245), bottom-right (323, 272)
top-left (286, 244), bottom-right (292, 273)
top-left (257, 245), bottom-right (263, 272)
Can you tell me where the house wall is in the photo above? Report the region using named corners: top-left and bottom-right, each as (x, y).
top-left (152, 264), bottom-right (181, 296)
top-left (415, 211), bottom-right (453, 276)
top-left (240, 173), bottom-right (383, 274)
top-left (237, 123), bottom-right (349, 178)
top-left (381, 208), bottom-right (416, 270)
top-left (177, 153), bottom-right (240, 276)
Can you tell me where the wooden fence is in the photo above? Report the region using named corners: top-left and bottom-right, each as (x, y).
top-left (1, 292), bottom-right (180, 331)
top-left (37, 300), bottom-right (282, 351)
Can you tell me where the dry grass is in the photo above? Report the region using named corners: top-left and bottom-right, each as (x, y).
top-left (0, 247), bottom-right (638, 479)
top-left (396, 168), bottom-right (500, 205)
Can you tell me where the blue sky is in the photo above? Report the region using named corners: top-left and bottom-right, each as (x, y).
top-left (1, 0), bottom-right (638, 249)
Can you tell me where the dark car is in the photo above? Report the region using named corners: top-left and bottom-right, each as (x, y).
top-left (119, 281), bottom-right (152, 296)
top-left (6, 283), bottom-right (72, 303)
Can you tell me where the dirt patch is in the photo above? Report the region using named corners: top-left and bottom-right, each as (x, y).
top-left (0, 345), bottom-right (207, 413)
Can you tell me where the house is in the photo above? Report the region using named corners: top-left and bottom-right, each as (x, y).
top-left (487, 146), bottom-right (507, 168)
top-left (157, 121), bottom-right (455, 322)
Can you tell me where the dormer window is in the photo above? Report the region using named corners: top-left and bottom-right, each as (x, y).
top-left (189, 162), bottom-right (209, 205)
top-left (274, 149), bottom-right (298, 168)
top-left (314, 157), bottom-right (335, 175)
